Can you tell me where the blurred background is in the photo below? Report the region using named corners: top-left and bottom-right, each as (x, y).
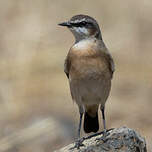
top-left (0, 0), bottom-right (152, 151)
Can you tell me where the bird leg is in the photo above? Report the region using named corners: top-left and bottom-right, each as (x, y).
top-left (70, 111), bottom-right (84, 150)
top-left (101, 106), bottom-right (107, 136)
top-left (95, 106), bottom-right (109, 142)
top-left (78, 112), bottom-right (83, 138)
top-left (75, 106), bottom-right (85, 149)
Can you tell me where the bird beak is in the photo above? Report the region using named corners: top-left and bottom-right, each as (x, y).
top-left (58, 21), bottom-right (71, 27)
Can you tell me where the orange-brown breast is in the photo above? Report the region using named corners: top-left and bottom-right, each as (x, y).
top-left (68, 45), bottom-right (111, 80)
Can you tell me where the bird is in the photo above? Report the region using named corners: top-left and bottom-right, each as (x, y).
top-left (58, 15), bottom-right (115, 140)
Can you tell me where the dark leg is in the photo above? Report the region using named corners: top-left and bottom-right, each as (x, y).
top-left (101, 106), bottom-right (106, 134)
top-left (94, 106), bottom-right (109, 142)
top-left (77, 105), bottom-right (84, 138)
top-left (78, 112), bottom-right (83, 138)
top-left (70, 106), bottom-right (84, 149)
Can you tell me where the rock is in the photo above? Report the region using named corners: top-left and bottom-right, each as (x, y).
top-left (56, 126), bottom-right (147, 152)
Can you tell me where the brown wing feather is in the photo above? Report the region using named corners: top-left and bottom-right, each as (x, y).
top-left (64, 55), bottom-right (70, 79)
top-left (104, 52), bottom-right (115, 78)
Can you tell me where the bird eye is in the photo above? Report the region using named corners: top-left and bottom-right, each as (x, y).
top-left (81, 21), bottom-right (87, 26)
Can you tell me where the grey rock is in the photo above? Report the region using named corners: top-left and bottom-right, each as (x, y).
top-left (56, 126), bottom-right (147, 152)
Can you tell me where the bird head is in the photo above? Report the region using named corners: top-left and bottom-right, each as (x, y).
top-left (59, 15), bottom-right (102, 42)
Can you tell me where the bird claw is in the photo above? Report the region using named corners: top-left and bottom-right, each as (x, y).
top-left (69, 137), bottom-right (85, 150)
top-left (95, 130), bottom-right (110, 142)
top-left (69, 128), bottom-right (114, 150)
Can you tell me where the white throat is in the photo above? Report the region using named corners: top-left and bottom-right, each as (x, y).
top-left (73, 27), bottom-right (89, 35)
top-left (70, 27), bottom-right (90, 42)
top-left (73, 38), bottom-right (95, 50)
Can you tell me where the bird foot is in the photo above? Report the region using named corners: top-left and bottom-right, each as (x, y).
top-left (95, 128), bottom-right (113, 142)
top-left (69, 137), bottom-right (85, 150)
top-left (84, 128), bottom-right (114, 140)
top-left (69, 128), bottom-right (114, 150)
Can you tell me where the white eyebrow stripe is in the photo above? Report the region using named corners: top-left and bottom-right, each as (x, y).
top-left (70, 18), bottom-right (86, 24)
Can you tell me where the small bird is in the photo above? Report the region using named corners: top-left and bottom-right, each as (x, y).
top-left (59, 15), bottom-right (115, 139)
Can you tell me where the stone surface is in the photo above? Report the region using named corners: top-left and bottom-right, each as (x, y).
top-left (56, 127), bottom-right (147, 152)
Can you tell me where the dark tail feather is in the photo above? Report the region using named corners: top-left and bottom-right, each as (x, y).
top-left (83, 112), bottom-right (99, 133)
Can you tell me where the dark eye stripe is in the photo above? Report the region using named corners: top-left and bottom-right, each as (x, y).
top-left (71, 21), bottom-right (93, 27)
top-left (70, 23), bottom-right (80, 27)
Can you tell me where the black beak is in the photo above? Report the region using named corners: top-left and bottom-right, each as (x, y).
top-left (58, 21), bottom-right (71, 27)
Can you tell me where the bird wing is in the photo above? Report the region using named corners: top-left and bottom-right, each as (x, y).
top-left (104, 52), bottom-right (115, 78)
top-left (64, 54), bottom-right (70, 79)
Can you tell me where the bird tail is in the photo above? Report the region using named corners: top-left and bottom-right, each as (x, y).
top-left (83, 111), bottom-right (99, 133)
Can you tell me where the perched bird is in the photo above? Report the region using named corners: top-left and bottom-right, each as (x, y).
top-left (59, 15), bottom-right (115, 139)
